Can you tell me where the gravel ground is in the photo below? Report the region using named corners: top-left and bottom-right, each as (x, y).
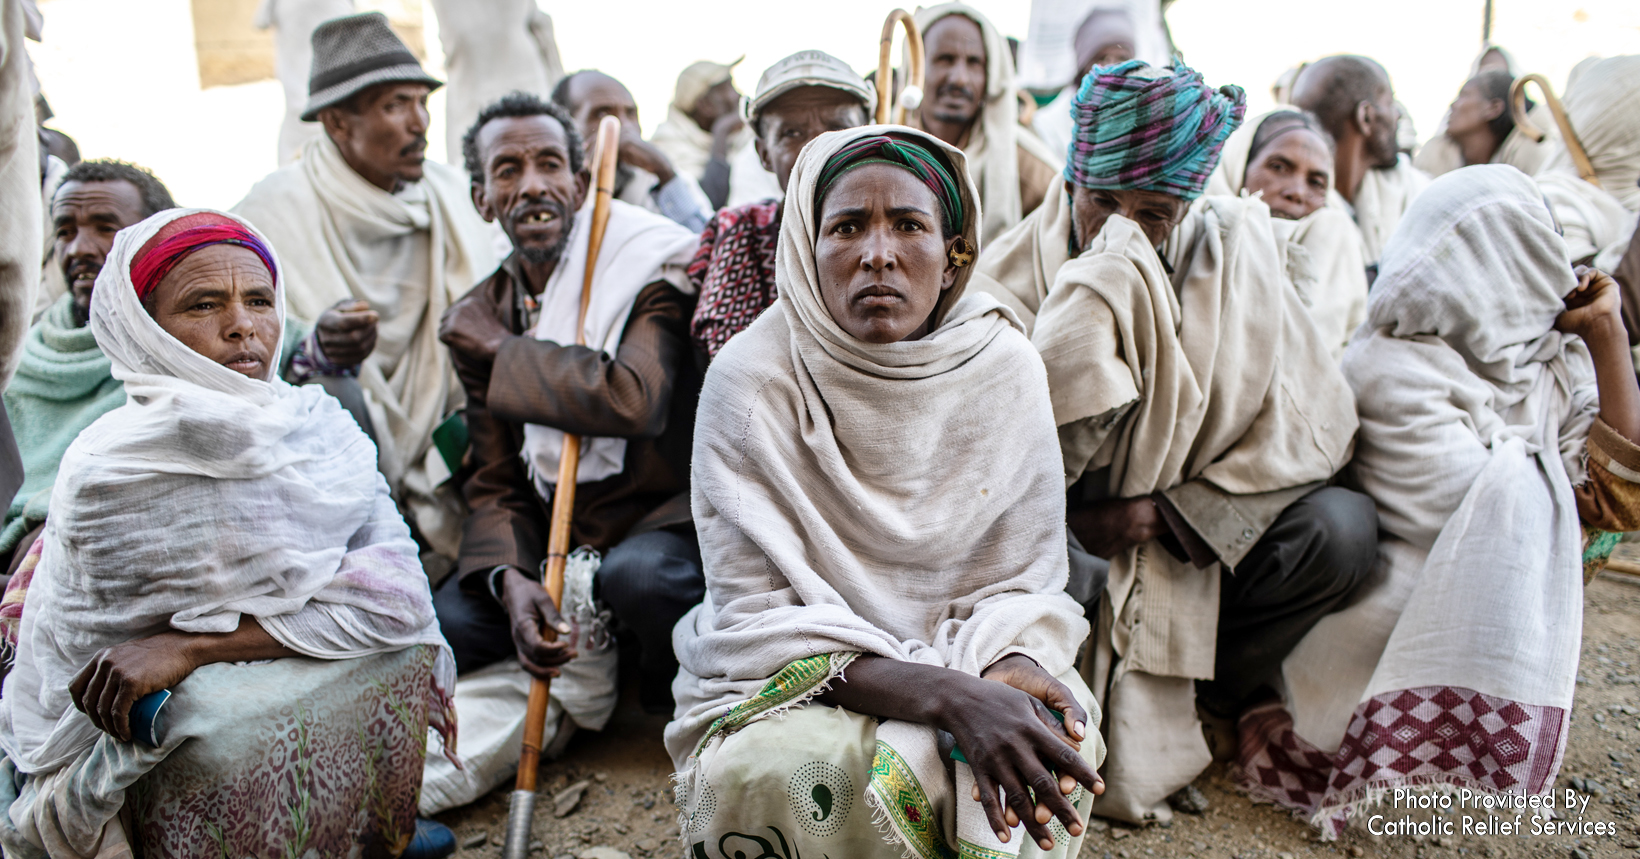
top-left (434, 574), bottom-right (1640, 859)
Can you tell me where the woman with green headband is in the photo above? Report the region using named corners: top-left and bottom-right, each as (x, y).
top-left (665, 126), bottom-right (1104, 859)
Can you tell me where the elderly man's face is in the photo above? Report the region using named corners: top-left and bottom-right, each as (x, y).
top-left (146, 244), bottom-right (281, 381)
top-left (816, 164), bottom-right (958, 344)
top-left (1070, 186), bottom-right (1187, 252)
top-left (472, 114), bottom-right (589, 266)
top-left (923, 15), bottom-right (987, 128)
top-left (756, 87), bottom-right (869, 192)
top-left (321, 82), bottom-right (431, 192)
top-left (54, 179), bottom-right (147, 328)
top-left (1244, 128), bottom-right (1333, 221)
top-left (564, 73), bottom-right (642, 156)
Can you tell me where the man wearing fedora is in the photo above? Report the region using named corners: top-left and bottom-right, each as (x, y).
top-left (233, 12), bottom-right (500, 570)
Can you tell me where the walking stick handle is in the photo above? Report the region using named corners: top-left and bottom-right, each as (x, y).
top-left (877, 9), bottom-right (925, 125)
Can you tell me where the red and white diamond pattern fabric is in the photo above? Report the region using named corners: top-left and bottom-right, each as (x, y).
top-left (1237, 686), bottom-right (1568, 838)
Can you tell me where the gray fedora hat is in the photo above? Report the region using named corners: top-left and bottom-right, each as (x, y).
top-left (300, 12), bottom-right (442, 122)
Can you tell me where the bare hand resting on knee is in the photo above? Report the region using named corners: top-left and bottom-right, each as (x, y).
top-left (817, 654), bottom-right (1104, 851)
top-left (70, 616), bottom-right (295, 743)
top-left (500, 565), bottom-right (578, 679)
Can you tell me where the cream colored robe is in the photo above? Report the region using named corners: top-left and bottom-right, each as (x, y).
top-left (1337, 155), bottom-right (1430, 267)
top-left (231, 134), bottom-right (500, 558)
top-left (0, 0), bottom-right (39, 389)
top-left (1206, 111), bottom-right (1370, 358)
top-left (1535, 55), bottom-right (1640, 269)
top-left (972, 187), bottom-right (1357, 824)
top-left (429, 0), bottom-right (563, 169)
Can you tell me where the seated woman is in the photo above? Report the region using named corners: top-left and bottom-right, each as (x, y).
top-left (0, 210), bottom-right (456, 858)
top-left (1413, 46), bottom-right (1553, 180)
top-left (1206, 109), bottom-right (1369, 357)
top-left (666, 127), bottom-right (1104, 859)
top-left (1239, 166), bottom-right (1640, 835)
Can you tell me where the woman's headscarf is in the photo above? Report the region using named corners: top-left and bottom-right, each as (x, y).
top-left (780, 125), bottom-right (988, 366)
top-left (1207, 109), bottom-right (1333, 199)
top-left (1065, 59), bottom-right (1245, 200)
top-left (815, 134), bottom-right (964, 237)
top-left (91, 209), bottom-right (288, 399)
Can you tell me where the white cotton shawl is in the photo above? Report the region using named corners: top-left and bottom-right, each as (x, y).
top-left (1339, 155), bottom-right (1431, 266)
top-left (1535, 56), bottom-right (1640, 268)
top-left (0, 209), bottom-right (454, 775)
top-left (666, 127), bottom-right (1088, 830)
top-left (913, 3), bottom-right (1059, 246)
top-left (1206, 111), bottom-right (1369, 358)
top-left (519, 198), bottom-right (697, 490)
top-left (231, 133), bottom-right (500, 505)
top-left (1277, 166), bottom-right (1593, 781)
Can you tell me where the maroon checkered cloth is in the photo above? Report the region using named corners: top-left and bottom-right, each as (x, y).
top-left (1238, 686), bottom-right (1567, 838)
top-left (688, 199), bottom-right (782, 359)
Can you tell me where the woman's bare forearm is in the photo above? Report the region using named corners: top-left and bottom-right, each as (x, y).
top-left (816, 655), bottom-right (979, 726)
top-left (177, 616), bottom-right (298, 669)
top-left (1584, 315), bottom-right (1640, 445)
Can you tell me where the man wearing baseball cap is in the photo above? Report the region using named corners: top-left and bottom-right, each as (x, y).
top-left (233, 12), bottom-right (500, 570)
top-left (687, 50), bottom-right (875, 359)
top-left (651, 57), bottom-right (749, 210)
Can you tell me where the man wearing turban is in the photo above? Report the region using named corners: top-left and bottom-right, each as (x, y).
top-left (972, 61), bottom-right (1378, 824)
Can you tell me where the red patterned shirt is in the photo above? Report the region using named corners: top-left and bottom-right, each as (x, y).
top-left (688, 199), bottom-right (782, 359)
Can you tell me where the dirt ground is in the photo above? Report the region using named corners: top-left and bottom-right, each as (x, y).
top-left (435, 573), bottom-right (1640, 859)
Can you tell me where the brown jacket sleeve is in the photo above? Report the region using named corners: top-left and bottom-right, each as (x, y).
top-left (456, 406), bottom-right (547, 585)
top-left (485, 280), bottom-right (691, 439)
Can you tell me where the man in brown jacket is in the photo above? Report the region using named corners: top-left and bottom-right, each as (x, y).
top-left (436, 92), bottom-right (703, 714)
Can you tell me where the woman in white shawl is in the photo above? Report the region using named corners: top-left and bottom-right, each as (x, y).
top-left (667, 126), bottom-right (1103, 859)
top-left (1238, 165), bottom-right (1640, 836)
top-left (0, 209), bottom-right (456, 858)
top-left (1206, 109), bottom-right (1369, 358)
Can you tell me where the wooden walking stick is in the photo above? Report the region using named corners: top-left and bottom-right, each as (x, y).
top-left (502, 113), bottom-right (623, 859)
top-left (876, 8), bottom-right (925, 125)
top-left (1511, 73), bottom-right (1600, 187)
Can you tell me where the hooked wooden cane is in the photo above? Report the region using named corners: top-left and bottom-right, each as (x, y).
top-left (877, 9), bottom-right (925, 125)
top-left (502, 113), bottom-right (624, 859)
top-left (1511, 73), bottom-right (1599, 187)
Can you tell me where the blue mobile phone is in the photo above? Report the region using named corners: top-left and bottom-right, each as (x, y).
top-left (130, 689), bottom-right (171, 748)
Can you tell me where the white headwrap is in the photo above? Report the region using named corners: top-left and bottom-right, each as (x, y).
top-left (0, 208), bottom-right (453, 774)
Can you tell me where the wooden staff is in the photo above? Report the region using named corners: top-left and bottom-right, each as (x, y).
top-left (502, 112), bottom-right (623, 859)
top-left (876, 8), bottom-right (925, 125)
top-left (1511, 73), bottom-right (1599, 187)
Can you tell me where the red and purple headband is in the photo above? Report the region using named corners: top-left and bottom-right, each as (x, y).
top-left (130, 212), bottom-right (277, 302)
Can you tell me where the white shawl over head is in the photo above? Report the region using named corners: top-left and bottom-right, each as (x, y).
top-left (520, 198), bottom-right (698, 489)
top-left (0, 209), bottom-right (453, 775)
top-left (913, 3), bottom-right (1057, 245)
top-left (1253, 166), bottom-right (1594, 834)
top-left (666, 126), bottom-right (1089, 845)
top-left (1205, 111), bottom-right (1368, 357)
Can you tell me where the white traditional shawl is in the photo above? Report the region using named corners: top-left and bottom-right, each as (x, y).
top-left (913, 3), bottom-right (1059, 245)
top-left (973, 186), bottom-right (1357, 822)
top-left (666, 126), bottom-right (1090, 856)
top-left (1536, 55), bottom-right (1640, 268)
top-left (231, 134), bottom-right (500, 509)
top-left (1260, 166), bottom-right (1594, 832)
top-left (519, 198), bottom-right (697, 490)
top-left (1206, 111), bottom-right (1369, 357)
top-left (0, 0), bottom-right (40, 390)
top-left (0, 209), bottom-right (454, 775)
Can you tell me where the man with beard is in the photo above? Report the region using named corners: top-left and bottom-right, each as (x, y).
top-left (233, 12), bottom-right (499, 565)
top-left (1291, 55), bottom-right (1430, 275)
top-left (552, 70), bottom-right (714, 233)
top-left (909, 3), bottom-right (1059, 243)
top-left (2, 160), bottom-right (375, 573)
top-left (422, 93), bottom-right (703, 812)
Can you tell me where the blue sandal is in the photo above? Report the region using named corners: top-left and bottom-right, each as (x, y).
top-left (399, 818), bottom-right (457, 859)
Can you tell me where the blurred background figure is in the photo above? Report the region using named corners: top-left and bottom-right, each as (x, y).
top-left (650, 57), bottom-right (746, 210)
top-left (256, 0), bottom-right (356, 164)
top-left (428, 0), bottom-right (563, 169)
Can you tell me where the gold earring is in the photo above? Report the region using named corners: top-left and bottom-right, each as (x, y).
top-left (948, 236), bottom-right (974, 268)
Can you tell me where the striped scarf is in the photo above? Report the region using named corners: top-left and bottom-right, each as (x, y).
top-left (1065, 60), bottom-right (1246, 201)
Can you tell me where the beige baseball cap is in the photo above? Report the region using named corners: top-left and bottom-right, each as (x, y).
top-left (742, 50), bottom-right (878, 125)
top-left (674, 57), bottom-right (744, 114)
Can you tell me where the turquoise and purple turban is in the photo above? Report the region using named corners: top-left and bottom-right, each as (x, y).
top-left (1065, 60), bottom-right (1246, 201)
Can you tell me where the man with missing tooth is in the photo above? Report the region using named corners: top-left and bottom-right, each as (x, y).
top-left (233, 12), bottom-right (499, 563)
top-left (431, 92), bottom-right (704, 805)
